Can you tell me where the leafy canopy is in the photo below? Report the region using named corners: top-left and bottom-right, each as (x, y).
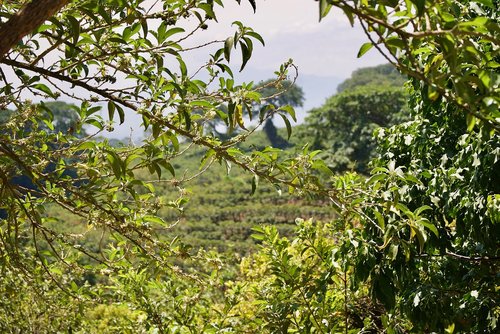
top-left (0, 0), bottom-right (498, 332)
top-left (304, 64), bottom-right (409, 173)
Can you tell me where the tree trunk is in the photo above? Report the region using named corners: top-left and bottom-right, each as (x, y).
top-left (263, 119), bottom-right (290, 149)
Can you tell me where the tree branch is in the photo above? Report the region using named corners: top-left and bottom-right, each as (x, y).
top-left (0, 0), bottom-right (69, 60)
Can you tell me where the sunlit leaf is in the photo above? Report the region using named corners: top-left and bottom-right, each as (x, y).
top-left (357, 42), bottom-right (374, 58)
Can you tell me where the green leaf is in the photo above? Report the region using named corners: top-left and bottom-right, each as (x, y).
top-left (148, 161), bottom-right (162, 179)
top-left (224, 37), bottom-right (234, 62)
top-left (190, 100), bottom-right (214, 108)
top-left (319, 0), bottom-right (333, 21)
top-left (239, 41), bottom-right (251, 71)
top-left (459, 16), bottom-right (489, 27)
top-left (246, 31), bottom-right (265, 46)
top-left (341, 7), bottom-right (355, 26)
top-left (357, 42), bottom-right (374, 58)
top-left (278, 113), bottom-right (292, 139)
top-left (419, 219), bottom-right (439, 237)
top-left (385, 37), bottom-right (406, 50)
top-left (215, 63), bottom-right (234, 77)
top-left (411, 0), bottom-right (426, 16)
top-left (235, 104), bottom-right (246, 129)
top-left (200, 149), bottom-right (216, 169)
top-left (251, 174), bottom-right (258, 195)
top-left (158, 160), bottom-right (175, 177)
top-left (177, 56), bottom-right (187, 79)
top-left (367, 173), bottom-right (387, 185)
top-left (374, 210), bottom-right (386, 229)
top-left (279, 105), bottom-right (296, 122)
top-left (115, 103), bottom-right (125, 124)
top-left (414, 205), bottom-right (432, 216)
top-left (312, 159), bottom-right (333, 176)
top-left (388, 244), bottom-right (399, 261)
top-left (466, 113), bottom-right (476, 132)
top-left (67, 15), bottom-right (80, 44)
top-left (106, 151), bottom-right (123, 179)
top-left (251, 232), bottom-right (265, 241)
top-left (32, 83), bottom-right (55, 98)
top-left (108, 101), bottom-right (116, 122)
top-left (259, 104), bottom-right (275, 122)
top-left (427, 85), bottom-right (440, 101)
top-left (475, 0), bottom-right (494, 7)
top-left (182, 110), bottom-right (191, 130)
top-left (77, 141), bottom-right (96, 150)
top-left (404, 174), bottom-right (422, 184)
top-left (199, 3), bottom-right (217, 21)
top-left (85, 118), bottom-right (104, 130)
top-left (143, 215), bottom-right (167, 227)
top-left (164, 27), bottom-right (185, 40)
top-left (410, 225), bottom-right (427, 253)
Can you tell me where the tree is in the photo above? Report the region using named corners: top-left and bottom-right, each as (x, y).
top-left (256, 78), bottom-right (304, 148)
top-left (303, 64), bottom-right (409, 173)
top-left (359, 78), bottom-right (500, 332)
top-left (203, 77), bottom-right (303, 146)
top-left (314, 1), bottom-right (500, 331)
top-left (0, 0), bottom-right (336, 331)
top-left (336, 63), bottom-right (405, 93)
top-left (318, 0), bottom-right (499, 131)
top-left (251, 1), bottom-right (499, 332)
top-left (0, 0), bottom-right (498, 332)
top-left (0, 0), bottom-right (308, 331)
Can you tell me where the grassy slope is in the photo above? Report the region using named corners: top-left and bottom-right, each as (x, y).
top-left (46, 127), bottom-right (335, 258)
top-left (155, 127), bottom-right (334, 254)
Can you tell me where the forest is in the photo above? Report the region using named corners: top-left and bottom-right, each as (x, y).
top-left (0, 0), bottom-right (498, 333)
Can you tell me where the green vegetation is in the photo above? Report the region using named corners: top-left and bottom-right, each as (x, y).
top-left (302, 66), bottom-right (409, 173)
top-left (0, 0), bottom-right (498, 333)
top-left (336, 64), bottom-right (406, 93)
top-left (256, 79), bottom-right (305, 149)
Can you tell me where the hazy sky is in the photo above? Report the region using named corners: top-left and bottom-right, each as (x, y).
top-left (197, 0), bottom-right (386, 79)
top-left (153, 0), bottom-right (388, 134)
top-left (102, 0), bottom-right (388, 139)
top-left (4, 1), bottom-right (387, 139)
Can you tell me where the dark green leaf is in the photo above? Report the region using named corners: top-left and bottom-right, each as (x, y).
top-left (278, 113), bottom-right (292, 139)
top-left (239, 41), bottom-right (251, 71)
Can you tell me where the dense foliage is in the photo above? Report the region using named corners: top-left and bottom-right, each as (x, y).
top-left (303, 64), bottom-right (409, 173)
top-left (336, 64), bottom-right (405, 93)
top-left (0, 0), bottom-right (498, 332)
top-left (363, 80), bottom-right (500, 332)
